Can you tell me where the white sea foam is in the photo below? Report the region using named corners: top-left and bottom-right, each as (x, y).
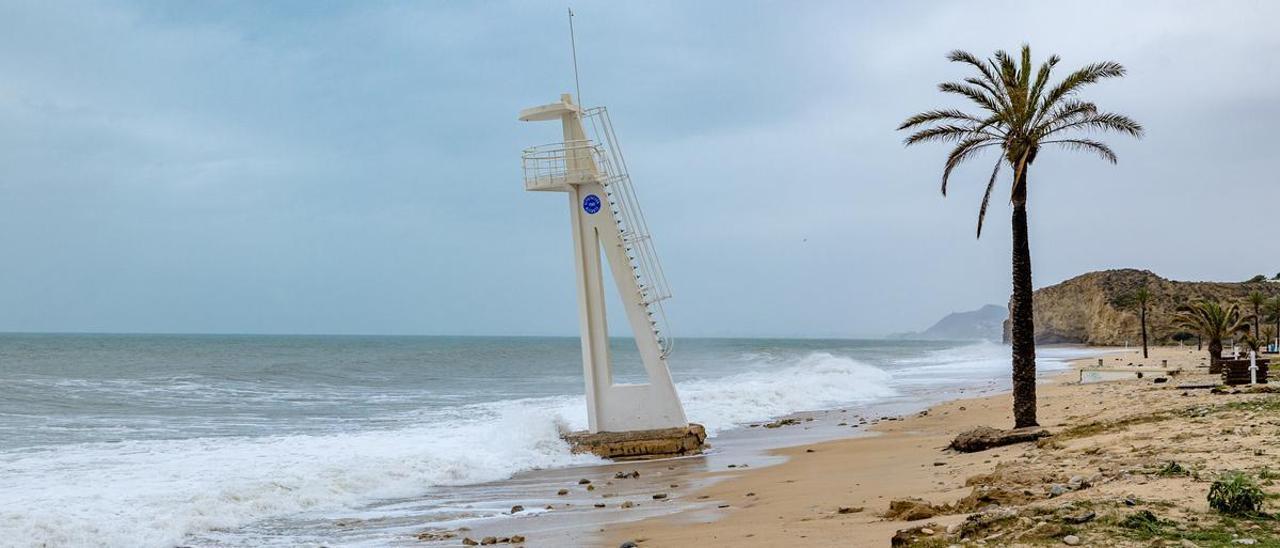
top-left (0, 351), bottom-right (929, 547)
top-left (679, 352), bottom-right (896, 433)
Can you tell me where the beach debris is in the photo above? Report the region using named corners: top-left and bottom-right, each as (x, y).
top-left (837, 506), bottom-right (864, 514)
top-left (885, 498), bottom-right (949, 521)
top-left (652, 493), bottom-right (668, 500)
top-left (806, 449), bottom-right (815, 453)
top-left (717, 504), bottom-right (730, 508)
top-left (745, 492), bottom-right (755, 497)
top-left (594, 503), bottom-right (606, 508)
top-left (1062, 534), bottom-right (1081, 545)
top-left (949, 426), bottom-right (1049, 453)
top-left (763, 418), bottom-right (801, 429)
top-left (614, 470), bottom-right (640, 479)
top-left (509, 505), bottom-right (523, 514)
top-left (414, 529), bottom-right (457, 541)
top-left (890, 523), bottom-right (942, 546)
top-left (1061, 510), bottom-right (1096, 524)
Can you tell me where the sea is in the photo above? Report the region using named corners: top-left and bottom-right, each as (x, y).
top-left (0, 334), bottom-right (1101, 547)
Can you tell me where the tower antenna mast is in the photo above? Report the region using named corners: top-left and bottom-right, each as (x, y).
top-left (568, 7), bottom-right (582, 106)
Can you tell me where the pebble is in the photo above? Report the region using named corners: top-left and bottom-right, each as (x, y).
top-left (620, 542), bottom-right (639, 548)
top-left (1063, 535), bottom-right (1081, 546)
top-left (462, 539), bottom-right (478, 546)
top-left (921, 528), bottom-right (935, 535)
top-left (621, 501), bottom-right (634, 509)
top-left (557, 489), bottom-right (569, 496)
top-left (837, 506), bottom-right (863, 514)
top-left (509, 505), bottom-right (523, 514)
top-left (652, 493), bottom-right (668, 500)
top-left (510, 535), bottom-right (526, 544)
top-left (594, 503), bottom-right (606, 508)
top-left (481, 537), bottom-right (498, 546)
top-left (578, 478), bottom-right (591, 485)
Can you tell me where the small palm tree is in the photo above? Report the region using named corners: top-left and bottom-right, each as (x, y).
top-left (1132, 286), bottom-right (1152, 359)
top-left (899, 45), bottom-right (1142, 428)
top-left (1175, 301), bottom-right (1249, 365)
top-left (1264, 297), bottom-right (1280, 351)
top-left (1247, 291), bottom-right (1266, 341)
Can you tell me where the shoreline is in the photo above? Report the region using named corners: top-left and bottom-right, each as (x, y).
top-left (414, 345), bottom-right (1103, 547)
top-left (601, 346), bottom-right (1280, 547)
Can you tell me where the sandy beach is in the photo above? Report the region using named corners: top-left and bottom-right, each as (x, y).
top-left (602, 346), bottom-right (1280, 547)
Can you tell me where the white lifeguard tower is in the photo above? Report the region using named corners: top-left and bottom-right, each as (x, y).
top-left (520, 94), bottom-right (704, 458)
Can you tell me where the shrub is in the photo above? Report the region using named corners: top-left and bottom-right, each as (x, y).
top-left (1207, 472), bottom-right (1265, 515)
top-left (1157, 461), bottom-right (1188, 477)
top-left (1119, 509), bottom-right (1165, 533)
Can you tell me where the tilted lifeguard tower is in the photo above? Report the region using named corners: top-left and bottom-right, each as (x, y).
top-left (520, 94), bottom-right (704, 459)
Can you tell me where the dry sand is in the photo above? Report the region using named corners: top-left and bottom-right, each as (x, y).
top-left (602, 346), bottom-right (1280, 547)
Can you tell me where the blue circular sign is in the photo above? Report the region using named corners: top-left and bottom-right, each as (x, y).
top-left (583, 194), bottom-right (602, 214)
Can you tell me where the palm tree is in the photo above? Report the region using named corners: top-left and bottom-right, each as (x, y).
top-left (1132, 286), bottom-right (1152, 359)
top-left (899, 45), bottom-right (1142, 428)
top-left (1264, 296), bottom-right (1280, 351)
top-left (1175, 301), bottom-right (1248, 365)
top-left (1247, 291), bottom-right (1266, 341)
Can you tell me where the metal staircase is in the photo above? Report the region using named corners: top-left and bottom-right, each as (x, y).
top-left (519, 106), bottom-right (674, 358)
top-left (582, 107), bottom-right (674, 358)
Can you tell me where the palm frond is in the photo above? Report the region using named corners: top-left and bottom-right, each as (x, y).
top-left (1041, 111), bottom-right (1144, 139)
top-left (904, 124), bottom-right (987, 146)
top-left (976, 158), bottom-right (1002, 238)
top-left (1042, 138), bottom-right (1117, 163)
top-left (938, 82), bottom-right (1003, 115)
top-left (947, 50), bottom-right (1003, 91)
top-left (1027, 55), bottom-right (1060, 111)
top-left (1039, 61), bottom-right (1127, 111)
top-left (898, 109), bottom-right (986, 131)
top-left (941, 137), bottom-right (998, 195)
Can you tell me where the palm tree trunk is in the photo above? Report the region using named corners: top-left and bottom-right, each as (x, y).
top-left (1209, 338), bottom-right (1222, 365)
top-left (1140, 306), bottom-right (1148, 359)
top-left (1254, 304), bottom-right (1261, 340)
top-left (1009, 179), bottom-right (1037, 429)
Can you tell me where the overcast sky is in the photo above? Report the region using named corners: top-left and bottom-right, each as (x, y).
top-left (1, 0), bottom-right (1277, 338)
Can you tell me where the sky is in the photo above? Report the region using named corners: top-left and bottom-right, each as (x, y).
top-left (1, 0), bottom-right (1278, 338)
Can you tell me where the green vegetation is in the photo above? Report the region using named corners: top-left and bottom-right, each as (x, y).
top-left (898, 44), bottom-right (1141, 428)
top-left (1207, 472), bottom-right (1266, 516)
top-left (1157, 461), bottom-right (1189, 477)
top-left (1175, 301), bottom-right (1249, 364)
top-left (1250, 291), bottom-right (1267, 340)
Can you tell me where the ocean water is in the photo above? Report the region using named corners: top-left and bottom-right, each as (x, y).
top-left (0, 334), bottom-right (1098, 547)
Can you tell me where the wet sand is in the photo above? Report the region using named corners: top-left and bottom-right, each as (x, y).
top-left (603, 346), bottom-right (1280, 547)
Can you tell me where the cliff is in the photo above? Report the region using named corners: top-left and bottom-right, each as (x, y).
top-left (1002, 269), bottom-right (1280, 345)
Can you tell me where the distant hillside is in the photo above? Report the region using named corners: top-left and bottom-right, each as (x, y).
top-left (1002, 269), bottom-right (1280, 345)
top-left (895, 304), bottom-right (1007, 341)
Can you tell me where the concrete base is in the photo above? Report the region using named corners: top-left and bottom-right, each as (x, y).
top-left (563, 423), bottom-right (706, 461)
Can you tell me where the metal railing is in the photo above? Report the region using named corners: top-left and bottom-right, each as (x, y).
top-left (582, 106), bottom-right (675, 358)
top-left (521, 140), bottom-right (600, 191)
